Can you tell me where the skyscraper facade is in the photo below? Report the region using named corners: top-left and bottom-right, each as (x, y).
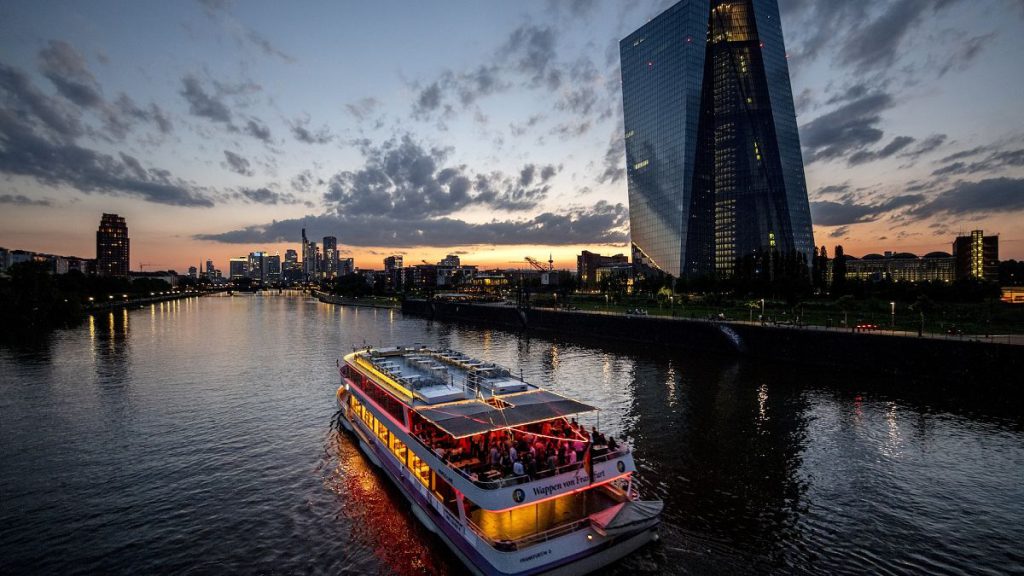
top-left (96, 213), bottom-right (129, 277)
top-left (323, 236), bottom-right (339, 279)
top-left (620, 0), bottom-right (814, 279)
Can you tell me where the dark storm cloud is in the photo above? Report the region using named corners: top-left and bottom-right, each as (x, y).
top-left (907, 177), bottom-right (1024, 218)
top-left (180, 74), bottom-right (231, 123)
top-left (194, 200), bottom-right (627, 247)
top-left (810, 194), bottom-right (925, 226)
top-left (847, 135), bottom-right (916, 165)
top-left (0, 109), bottom-right (214, 207)
top-left (800, 92), bottom-right (893, 163)
top-left (222, 150), bottom-right (253, 176)
top-left (290, 116), bottom-right (334, 144)
top-left (322, 135), bottom-right (559, 218)
top-left (0, 194), bottom-right (50, 207)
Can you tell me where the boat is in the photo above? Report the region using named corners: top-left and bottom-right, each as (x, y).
top-left (335, 345), bottom-right (662, 576)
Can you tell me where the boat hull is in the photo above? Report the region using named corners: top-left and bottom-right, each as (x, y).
top-left (336, 388), bottom-right (660, 576)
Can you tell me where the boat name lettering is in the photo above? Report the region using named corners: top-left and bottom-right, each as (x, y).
top-left (530, 470), bottom-right (607, 497)
top-left (519, 549), bottom-right (551, 563)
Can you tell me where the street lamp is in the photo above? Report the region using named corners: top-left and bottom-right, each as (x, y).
top-left (890, 301), bottom-right (895, 331)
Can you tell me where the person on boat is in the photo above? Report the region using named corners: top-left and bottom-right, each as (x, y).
top-left (513, 457), bottom-right (525, 478)
top-left (607, 436), bottom-right (619, 451)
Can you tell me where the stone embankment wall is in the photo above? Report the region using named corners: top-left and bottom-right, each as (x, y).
top-left (401, 299), bottom-right (1022, 385)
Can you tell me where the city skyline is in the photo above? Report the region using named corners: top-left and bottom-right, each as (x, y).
top-left (2, 0), bottom-right (1024, 271)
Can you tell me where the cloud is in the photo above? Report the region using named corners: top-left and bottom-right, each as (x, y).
top-left (290, 169), bottom-right (322, 193)
top-left (345, 97), bottom-right (381, 121)
top-left (195, 200), bottom-right (628, 247)
top-left (800, 91), bottom-right (893, 163)
top-left (114, 94), bottom-right (173, 135)
top-left (180, 74), bottom-right (231, 123)
top-left (323, 134), bottom-right (558, 218)
top-left (810, 194), bottom-right (925, 226)
top-left (907, 177), bottom-right (1024, 219)
top-left (0, 109), bottom-right (214, 207)
top-left (938, 32), bottom-right (997, 77)
top-left (837, 0), bottom-right (932, 73)
top-left (38, 40), bottom-right (103, 109)
top-left (222, 150), bottom-right (253, 176)
top-left (0, 194), bottom-right (50, 206)
top-left (290, 116), bottom-right (334, 144)
top-left (899, 133), bottom-right (946, 160)
top-left (0, 62), bottom-right (83, 139)
top-left (847, 135), bottom-right (915, 165)
top-left (243, 117), bottom-right (272, 143)
top-left (931, 147), bottom-right (1024, 177)
top-left (829, 226), bottom-right (850, 239)
top-left (236, 186), bottom-right (300, 205)
top-left (596, 131), bottom-right (625, 184)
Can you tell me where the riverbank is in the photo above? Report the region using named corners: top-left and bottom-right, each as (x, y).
top-left (84, 291), bottom-right (201, 312)
top-left (313, 291), bottom-right (398, 309)
top-left (402, 299), bottom-right (1023, 385)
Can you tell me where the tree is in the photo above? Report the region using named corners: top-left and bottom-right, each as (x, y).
top-left (832, 245), bottom-right (847, 294)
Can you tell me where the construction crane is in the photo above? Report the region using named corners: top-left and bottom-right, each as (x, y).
top-left (524, 256), bottom-right (546, 272)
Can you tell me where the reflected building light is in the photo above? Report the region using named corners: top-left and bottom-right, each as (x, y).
top-left (665, 364), bottom-right (677, 408)
top-left (757, 382), bottom-right (769, 423)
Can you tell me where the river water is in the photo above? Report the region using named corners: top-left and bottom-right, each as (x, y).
top-left (2, 293), bottom-right (1022, 575)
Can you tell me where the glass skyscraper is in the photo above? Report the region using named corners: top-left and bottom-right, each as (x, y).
top-left (620, 0), bottom-right (813, 279)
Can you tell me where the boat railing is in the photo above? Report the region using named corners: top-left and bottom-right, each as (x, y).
top-left (409, 430), bottom-right (631, 490)
top-left (465, 516), bottom-right (592, 551)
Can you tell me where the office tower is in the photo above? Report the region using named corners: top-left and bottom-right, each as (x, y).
top-left (96, 213), bottom-right (129, 277)
top-left (323, 236), bottom-right (339, 279)
top-left (205, 259), bottom-right (214, 279)
top-left (339, 257), bottom-right (354, 277)
top-left (229, 257), bottom-right (248, 279)
top-left (248, 251), bottom-right (266, 284)
top-left (953, 230), bottom-right (999, 281)
top-left (265, 253), bottom-right (281, 284)
top-left (384, 255), bottom-right (404, 291)
top-left (284, 249), bottom-right (298, 271)
top-left (620, 0), bottom-right (813, 279)
top-left (188, 266), bottom-right (198, 279)
top-left (301, 228), bottom-right (311, 282)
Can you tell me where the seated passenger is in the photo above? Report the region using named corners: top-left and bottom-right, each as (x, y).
top-left (607, 436), bottom-right (619, 451)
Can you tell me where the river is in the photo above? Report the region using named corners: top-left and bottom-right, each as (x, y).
top-left (2, 293), bottom-right (1022, 575)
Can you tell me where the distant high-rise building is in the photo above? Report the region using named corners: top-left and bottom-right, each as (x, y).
top-left (205, 259), bottom-right (214, 278)
top-left (265, 253), bottom-right (281, 284)
top-left (384, 255), bottom-right (404, 291)
top-left (620, 0), bottom-right (813, 279)
top-left (323, 236), bottom-right (339, 279)
top-left (339, 257), bottom-right (354, 277)
top-left (953, 230), bottom-right (999, 281)
top-left (96, 213), bottom-right (129, 277)
top-left (188, 266), bottom-right (198, 279)
top-left (248, 251), bottom-right (266, 283)
top-left (229, 257), bottom-right (248, 279)
top-left (284, 249), bottom-right (299, 271)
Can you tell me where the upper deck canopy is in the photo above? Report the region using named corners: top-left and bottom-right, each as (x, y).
top-left (415, 390), bottom-right (597, 438)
